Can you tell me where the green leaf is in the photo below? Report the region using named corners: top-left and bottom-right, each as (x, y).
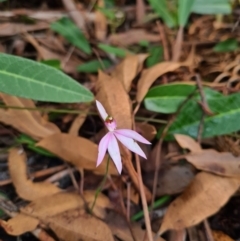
top-left (41, 59), bottom-right (61, 69)
top-left (16, 134), bottom-right (55, 157)
top-left (138, 40), bottom-right (150, 47)
top-left (144, 83), bottom-right (223, 114)
top-left (146, 46), bottom-right (163, 67)
top-left (77, 59), bottom-right (112, 73)
top-left (160, 92), bottom-right (240, 140)
top-left (192, 0), bottom-right (231, 14)
top-left (51, 17), bottom-right (92, 55)
top-left (178, 0), bottom-right (195, 27)
top-left (148, 0), bottom-right (177, 28)
top-left (98, 43), bottom-right (127, 57)
top-left (213, 38), bottom-right (238, 52)
top-left (0, 53), bottom-right (94, 103)
top-left (98, 6), bottom-right (116, 20)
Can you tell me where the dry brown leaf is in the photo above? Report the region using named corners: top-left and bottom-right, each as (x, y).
top-left (158, 172), bottom-right (240, 234)
top-left (68, 106), bottom-right (90, 136)
top-left (0, 93), bottom-right (60, 140)
top-left (212, 230), bottom-right (235, 241)
top-left (145, 164), bottom-right (195, 196)
top-left (106, 211), bottom-right (165, 241)
top-left (186, 149), bottom-right (240, 178)
top-left (108, 29), bottom-right (160, 46)
top-left (37, 133), bottom-right (118, 175)
top-left (9, 148), bottom-right (61, 201)
top-left (0, 213), bottom-right (39, 236)
top-left (174, 134), bottom-right (202, 152)
top-left (21, 191), bottom-right (110, 219)
top-left (136, 62), bottom-right (184, 103)
top-left (48, 209), bottom-right (114, 241)
top-left (136, 122), bottom-right (157, 141)
top-left (111, 54), bottom-right (148, 92)
top-left (0, 22), bottom-right (48, 37)
top-left (94, 11), bottom-right (107, 41)
top-left (96, 71), bottom-right (132, 129)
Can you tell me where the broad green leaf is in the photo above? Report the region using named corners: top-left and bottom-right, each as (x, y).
top-left (178, 0), bottom-right (195, 27)
top-left (192, 0), bottom-right (231, 14)
top-left (146, 46), bottom-right (163, 67)
top-left (51, 17), bottom-right (92, 55)
top-left (0, 53), bottom-right (93, 103)
top-left (77, 59), bottom-right (112, 73)
top-left (148, 0), bottom-right (177, 28)
top-left (138, 40), bottom-right (150, 47)
top-left (213, 38), bottom-right (238, 52)
top-left (41, 59), bottom-right (61, 69)
top-left (98, 43), bottom-right (127, 57)
top-left (160, 92), bottom-right (240, 140)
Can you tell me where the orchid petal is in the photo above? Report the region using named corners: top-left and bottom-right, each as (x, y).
top-left (96, 100), bottom-right (108, 120)
top-left (108, 133), bottom-right (122, 174)
top-left (96, 133), bottom-right (111, 167)
top-left (114, 132), bottom-right (147, 159)
top-left (115, 129), bottom-right (151, 144)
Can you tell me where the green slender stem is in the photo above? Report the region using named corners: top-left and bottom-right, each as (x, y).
top-left (0, 104), bottom-right (167, 124)
top-left (130, 195), bottom-right (171, 221)
top-left (90, 156), bottom-right (110, 213)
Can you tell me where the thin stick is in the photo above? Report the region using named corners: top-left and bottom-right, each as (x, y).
top-left (90, 156), bottom-right (110, 213)
top-left (150, 89), bottom-right (198, 216)
top-left (132, 121), bottom-right (153, 241)
top-left (156, 21), bottom-right (170, 61)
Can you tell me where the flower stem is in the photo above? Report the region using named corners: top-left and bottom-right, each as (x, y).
top-left (90, 156), bottom-right (110, 213)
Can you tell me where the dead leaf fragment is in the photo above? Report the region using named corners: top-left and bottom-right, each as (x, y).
top-left (94, 10), bottom-right (107, 41)
top-left (0, 214), bottom-right (39, 236)
top-left (48, 209), bottom-right (114, 241)
top-left (8, 148), bottom-right (61, 201)
top-left (174, 134), bottom-right (202, 152)
top-left (111, 54), bottom-right (148, 92)
top-left (0, 93), bottom-right (60, 140)
top-left (37, 133), bottom-right (118, 175)
top-left (136, 122), bottom-right (157, 141)
top-left (108, 29), bottom-right (160, 46)
top-left (212, 230), bottom-right (235, 241)
top-left (96, 71), bottom-right (132, 129)
top-left (159, 172), bottom-right (240, 234)
top-left (186, 149), bottom-right (240, 178)
top-left (136, 62), bottom-right (184, 103)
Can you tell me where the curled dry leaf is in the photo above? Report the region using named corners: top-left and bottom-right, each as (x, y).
top-left (136, 122), bottom-right (157, 141)
top-left (186, 149), bottom-right (240, 178)
top-left (0, 93), bottom-right (60, 140)
top-left (96, 70), bottom-right (132, 129)
top-left (158, 172), bottom-right (240, 235)
top-left (212, 230), bottom-right (235, 241)
top-left (108, 29), bottom-right (160, 46)
top-left (21, 191), bottom-right (111, 220)
top-left (48, 210), bottom-right (114, 241)
top-left (111, 54), bottom-right (148, 92)
top-left (8, 148), bottom-right (61, 201)
top-left (174, 134), bottom-right (202, 152)
top-left (37, 133), bottom-right (118, 175)
top-left (136, 62), bottom-right (184, 103)
top-left (0, 213), bottom-right (39, 236)
top-left (68, 106), bottom-right (90, 136)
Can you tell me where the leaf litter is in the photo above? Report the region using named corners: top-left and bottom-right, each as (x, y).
top-left (1, 1), bottom-right (240, 240)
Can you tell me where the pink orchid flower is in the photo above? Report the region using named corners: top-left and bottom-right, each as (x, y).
top-left (96, 100), bottom-right (151, 174)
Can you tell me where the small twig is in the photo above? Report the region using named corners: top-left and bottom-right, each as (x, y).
top-left (132, 121), bottom-right (153, 241)
top-left (66, 164), bottom-right (79, 191)
top-left (61, 0), bottom-right (86, 31)
top-left (195, 74), bottom-right (214, 143)
top-left (156, 21), bottom-right (170, 61)
top-left (90, 157), bottom-right (110, 213)
top-left (126, 181), bottom-right (131, 221)
top-left (62, 46), bottom-right (75, 69)
top-left (203, 219), bottom-right (215, 241)
top-left (172, 26), bottom-right (184, 62)
top-left (150, 89), bottom-right (198, 216)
